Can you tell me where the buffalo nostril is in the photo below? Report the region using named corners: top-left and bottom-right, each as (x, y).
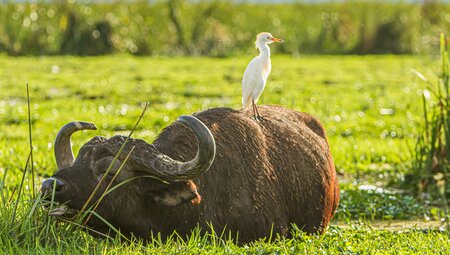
top-left (41, 178), bottom-right (65, 195)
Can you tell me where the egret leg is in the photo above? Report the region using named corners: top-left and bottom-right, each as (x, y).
top-left (253, 99), bottom-right (265, 121)
top-left (251, 99), bottom-right (258, 121)
top-left (252, 99), bottom-right (265, 122)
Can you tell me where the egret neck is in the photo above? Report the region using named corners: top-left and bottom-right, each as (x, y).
top-left (256, 41), bottom-right (271, 58)
top-left (256, 41), bottom-right (271, 76)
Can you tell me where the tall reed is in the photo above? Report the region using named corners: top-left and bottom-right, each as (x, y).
top-left (412, 33), bottom-right (449, 208)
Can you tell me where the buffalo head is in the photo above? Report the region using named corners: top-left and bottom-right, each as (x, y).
top-left (41, 116), bottom-right (215, 237)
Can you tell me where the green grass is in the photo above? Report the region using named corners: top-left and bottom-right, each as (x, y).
top-left (1, 220), bottom-right (449, 254)
top-left (0, 54), bottom-right (448, 253)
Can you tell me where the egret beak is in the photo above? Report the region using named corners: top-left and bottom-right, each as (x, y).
top-left (271, 37), bottom-right (284, 43)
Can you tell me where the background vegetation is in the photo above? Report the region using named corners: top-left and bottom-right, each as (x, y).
top-left (1, 0), bottom-right (450, 56)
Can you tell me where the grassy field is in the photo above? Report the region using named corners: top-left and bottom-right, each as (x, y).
top-left (0, 54), bottom-right (449, 253)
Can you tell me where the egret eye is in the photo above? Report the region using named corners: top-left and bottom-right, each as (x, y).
top-left (267, 36), bottom-right (271, 39)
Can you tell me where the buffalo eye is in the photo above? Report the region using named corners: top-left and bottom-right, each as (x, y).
top-left (93, 156), bottom-right (123, 181)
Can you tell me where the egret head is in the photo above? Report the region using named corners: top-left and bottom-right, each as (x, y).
top-left (255, 32), bottom-right (284, 46)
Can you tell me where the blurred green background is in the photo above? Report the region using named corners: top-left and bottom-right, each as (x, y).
top-left (1, 0), bottom-right (450, 56)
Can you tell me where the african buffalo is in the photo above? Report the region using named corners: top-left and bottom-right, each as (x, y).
top-left (41, 105), bottom-right (339, 242)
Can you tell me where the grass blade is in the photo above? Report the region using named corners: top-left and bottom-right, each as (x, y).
top-left (10, 151), bottom-right (31, 226)
top-left (26, 82), bottom-right (35, 199)
top-left (0, 167), bottom-right (8, 206)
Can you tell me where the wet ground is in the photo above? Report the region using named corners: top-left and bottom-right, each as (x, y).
top-left (333, 220), bottom-right (447, 231)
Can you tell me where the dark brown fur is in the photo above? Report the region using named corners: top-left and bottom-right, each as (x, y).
top-left (45, 105), bottom-right (339, 243)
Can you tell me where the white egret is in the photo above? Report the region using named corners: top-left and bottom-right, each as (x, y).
top-left (242, 32), bottom-right (284, 121)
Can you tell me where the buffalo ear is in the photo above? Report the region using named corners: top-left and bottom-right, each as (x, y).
top-left (152, 180), bottom-right (202, 207)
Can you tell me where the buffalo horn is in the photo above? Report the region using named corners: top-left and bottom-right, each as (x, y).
top-left (151, 115), bottom-right (216, 181)
top-left (54, 121), bottom-right (97, 170)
